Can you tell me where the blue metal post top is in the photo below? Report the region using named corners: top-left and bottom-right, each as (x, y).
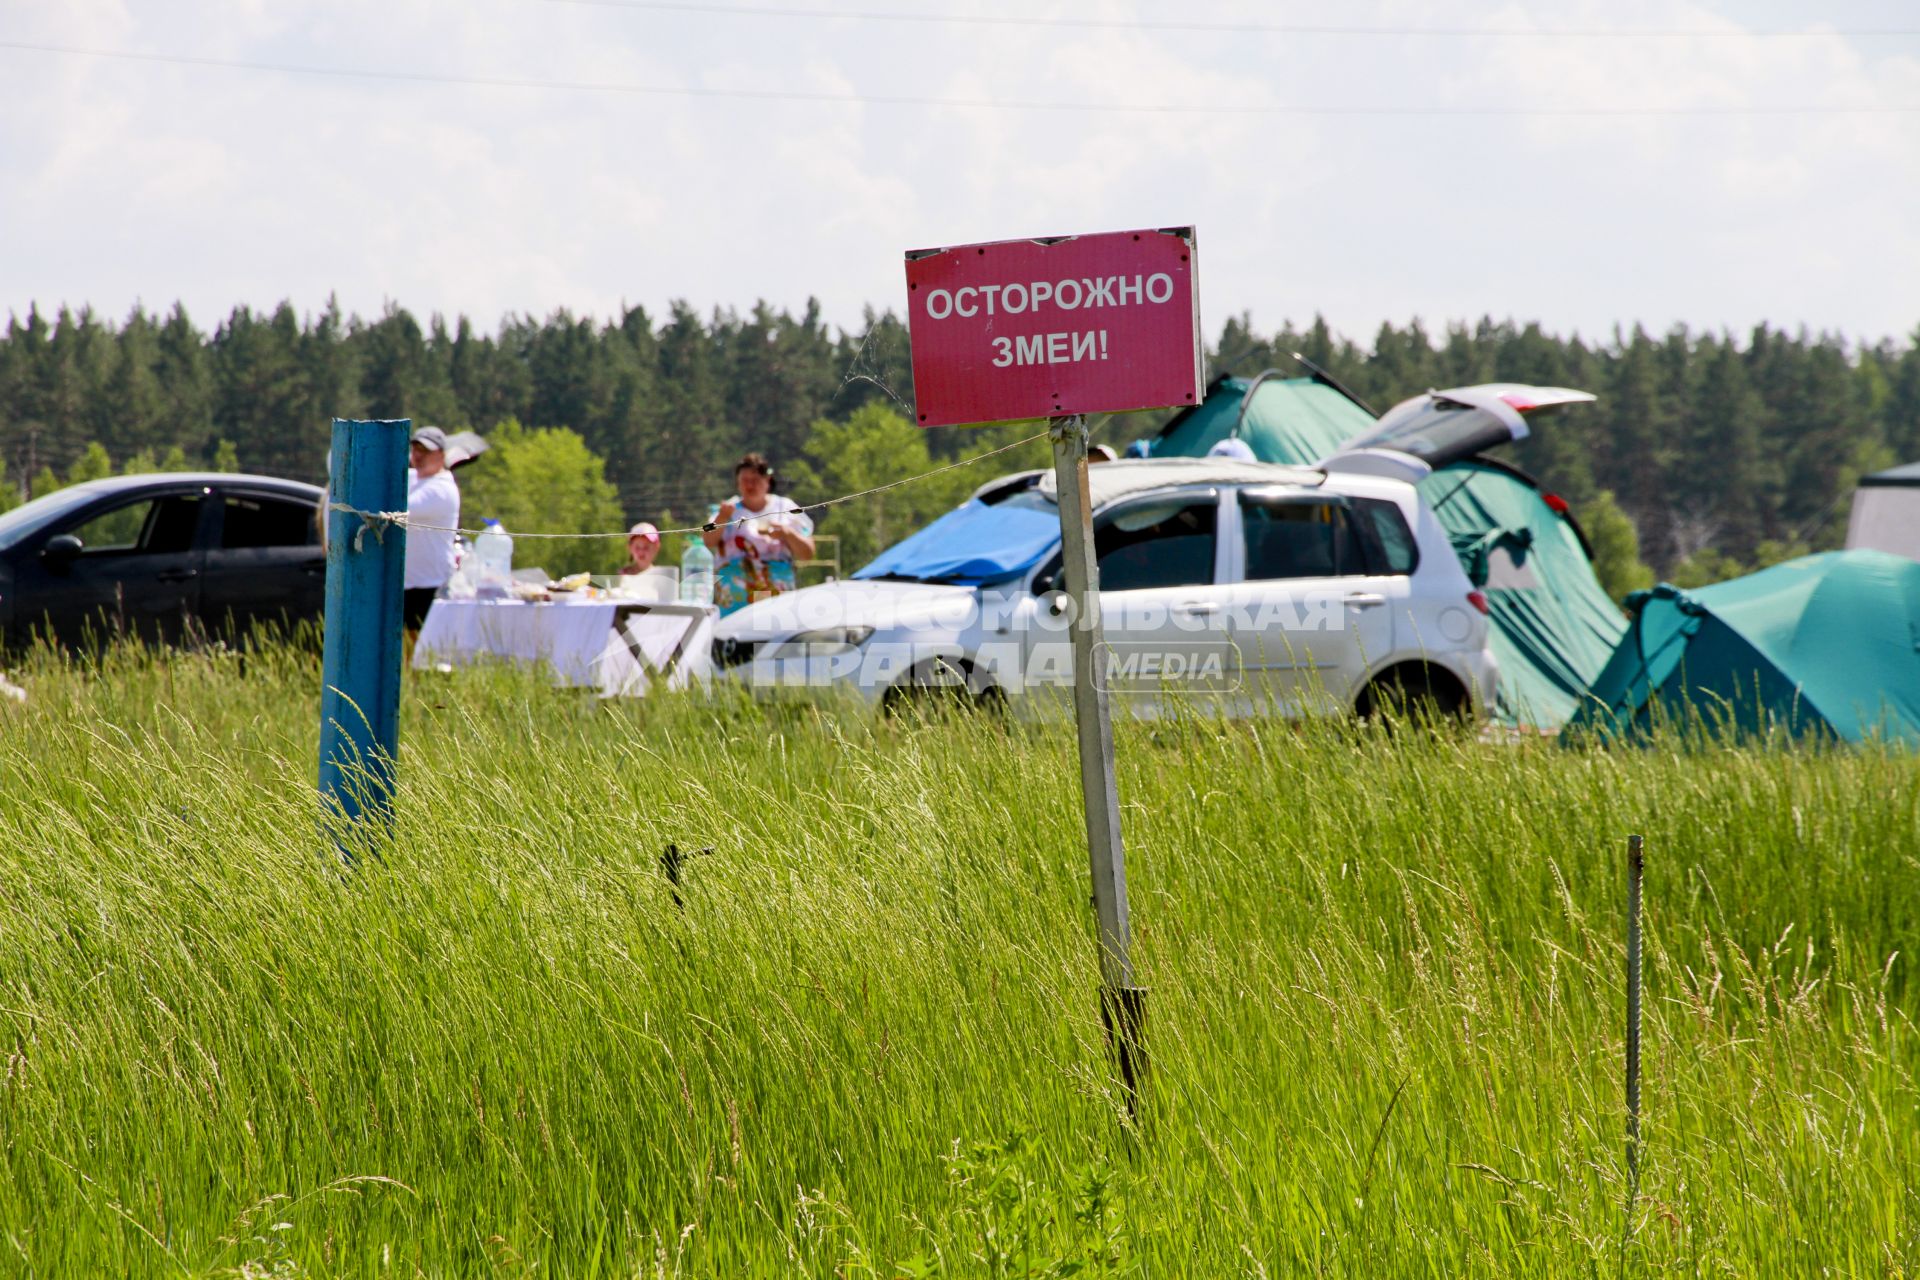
top-left (318, 418), bottom-right (410, 829)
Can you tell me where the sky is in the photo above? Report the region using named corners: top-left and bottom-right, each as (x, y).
top-left (3, 0), bottom-right (1919, 350)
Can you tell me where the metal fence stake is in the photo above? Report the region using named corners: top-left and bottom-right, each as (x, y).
top-left (318, 418), bottom-right (409, 855)
top-left (1623, 832), bottom-right (1645, 1259)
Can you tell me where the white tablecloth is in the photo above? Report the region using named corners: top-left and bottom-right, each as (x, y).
top-left (414, 598), bottom-right (714, 696)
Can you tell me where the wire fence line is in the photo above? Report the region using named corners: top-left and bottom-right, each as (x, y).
top-left (330, 427), bottom-right (1048, 545)
top-left (12, 41), bottom-right (1920, 116)
top-left (545, 0), bottom-right (1920, 40)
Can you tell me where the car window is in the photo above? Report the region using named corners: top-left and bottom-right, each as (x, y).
top-left (222, 493), bottom-right (318, 549)
top-left (1351, 497), bottom-right (1419, 575)
top-left (1240, 497), bottom-right (1366, 579)
top-left (0, 485), bottom-right (106, 551)
top-left (68, 495), bottom-right (202, 556)
top-left (1093, 497), bottom-right (1216, 592)
top-left (68, 500), bottom-right (154, 553)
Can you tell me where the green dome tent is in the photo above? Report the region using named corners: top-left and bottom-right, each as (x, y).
top-left (1567, 550), bottom-right (1920, 744)
top-left (1416, 460), bottom-right (1628, 728)
top-left (1148, 374), bottom-right (1625, 728)
top-left (1150, 372), bottom-right (1375, 461)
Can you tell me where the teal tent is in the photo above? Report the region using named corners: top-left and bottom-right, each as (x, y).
top-left (1418, 461), bottom-right (1627, 728)
top-left (1150, 376), bottom-right (1625, 728)
top-left (1149, 373), bottom-right (1373, 461)
top-left (1568, 550), bottom-right (1920, 744)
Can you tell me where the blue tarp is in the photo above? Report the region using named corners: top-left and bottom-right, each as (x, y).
top-left (853, 499), bottom-right (1060, 583)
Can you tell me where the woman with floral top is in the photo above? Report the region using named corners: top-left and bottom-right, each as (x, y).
top-left (703, 452), bottom-right (816, 615)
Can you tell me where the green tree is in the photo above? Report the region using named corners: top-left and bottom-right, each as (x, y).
top-left (454, 419), bottom-right (625, 579)
top-left (66, 442), bottom-right (112, 485)
top-left (1210, 311), bottom-right (1282, 381)
top-left (0, 460), bottom-right (19, 513)
top-left (354, 303), bottom-right (455, 424)
top-left (785, 403), bottom-right (980, 574)
top-left (297, 297), bottom-right (360, 474)
top-left (1503, 322), bottom-right (1597, 507)
top-left (212, 439), bottom-right (240, 472)
top-left (7, 296), bottom-right (1920, 587)
top-left (598, 306), bottom-right (663, 519)
top-left (718, 300), bottom-right (840, 470)
top-left (1674, 337), bottom-right (1769, 563)
top-left (44, 309), bottom-right (117, 473)
top-left (1581, 489), bottom-right (1654, 602)
top-left (0, 309), bottom-right (41, 477)
top-left (1749, 537), bottom-right (1811, 570)
top-left (1668, 548), bottom-right (1747, 590)
top-left (523, 309), bottom-right (615, 459)
top-left (121, 444), bottom-right (189, 475)
top-left (828, 307), bottom-right (915, 425)
top-left (211, 304), bottom-right (308, 482)
top-left (154, 303), bottom-right (214, 453)
top-left (643, 302), bottom-right (732, 525)
top-left (1354, 318), bottom-right (1437, 411)
top-left (28, 467), bottom-right (60, 500)
top-left (1437, 318), bottom-right (1498, 387)
top-left (96, 306), bottom-right (169, 461)
top-left (1879, 327), bottom-right (1920, 464)
top-left (1779, 338), bottom-right (1876, 548)
top-left (448, 314), bottom-right (531, 433)
top-left (1594, 328), bottom-right (1673, 539)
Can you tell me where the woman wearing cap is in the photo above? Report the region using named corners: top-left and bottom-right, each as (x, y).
top-left (617, 522), bottom-right (661, 576)
top-left (703, 452), bottom-right (815, 615)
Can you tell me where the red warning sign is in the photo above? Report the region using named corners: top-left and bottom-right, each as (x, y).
top-left (904, 227), bottom-right (1203, 428)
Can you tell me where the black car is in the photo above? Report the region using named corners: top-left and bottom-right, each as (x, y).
top-left (0, 472), bottom-right (326, 651)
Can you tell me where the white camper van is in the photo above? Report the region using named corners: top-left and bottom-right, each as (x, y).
top-left (1846, 463), bottom-right (1920, 562)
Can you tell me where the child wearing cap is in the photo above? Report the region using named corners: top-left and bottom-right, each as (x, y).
top-left (618, 522), bottom-right (661, 576)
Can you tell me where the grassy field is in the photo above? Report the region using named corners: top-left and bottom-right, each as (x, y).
top-left (1, 640), bottom-right (1916, 1277)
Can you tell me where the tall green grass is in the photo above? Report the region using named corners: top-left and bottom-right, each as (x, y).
top-left (1, 641), bottom-right (1915, 1276)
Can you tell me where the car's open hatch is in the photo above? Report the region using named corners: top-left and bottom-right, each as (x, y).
top-left (1321, 383), bottom-right (1596, 470)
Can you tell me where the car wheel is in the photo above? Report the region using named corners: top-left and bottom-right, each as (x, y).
top-left (1355, 667), bottom-right (1468, 730)
top-left (882, 656), bottom-right (994, 719)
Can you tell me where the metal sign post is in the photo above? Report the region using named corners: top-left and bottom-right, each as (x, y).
top-left (903, 226), bottom-right (1202, 1115)
top-left (1049, 412), bottom-right (1146, 1107)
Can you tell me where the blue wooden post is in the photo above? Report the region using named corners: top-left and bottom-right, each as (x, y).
top-left (319, 418), bottom-right (409, 844)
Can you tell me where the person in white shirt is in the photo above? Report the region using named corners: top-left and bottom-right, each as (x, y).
top-left (404, 426), bottom-right (461, 629)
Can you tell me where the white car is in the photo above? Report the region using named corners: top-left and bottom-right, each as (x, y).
top-left (713, 456), bottom-right (1497, 719)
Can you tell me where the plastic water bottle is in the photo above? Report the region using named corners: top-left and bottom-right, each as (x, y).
top-left (679, 535), bottom-right (715, 605)
top-left (474, 519), bottom-right (514, 598)
top-left (445, 543), bottom-right (478, 600)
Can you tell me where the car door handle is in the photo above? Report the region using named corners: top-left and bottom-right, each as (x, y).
top-left (1344, 593), bottom-right (1386, 608)
top-left (1174, 602), bottom-right (1219, 615)
top-left (155, 568), bottom-right (199, 583)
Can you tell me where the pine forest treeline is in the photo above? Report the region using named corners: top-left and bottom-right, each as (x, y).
top-left (3, 299), bottom-right (1916, 574)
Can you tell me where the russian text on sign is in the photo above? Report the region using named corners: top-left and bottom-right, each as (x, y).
top-left (922, 274), bottom-right (1178, 320)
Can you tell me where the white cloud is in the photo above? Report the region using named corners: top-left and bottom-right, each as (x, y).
top-left (2, 0), bottom-right (1917, 346)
